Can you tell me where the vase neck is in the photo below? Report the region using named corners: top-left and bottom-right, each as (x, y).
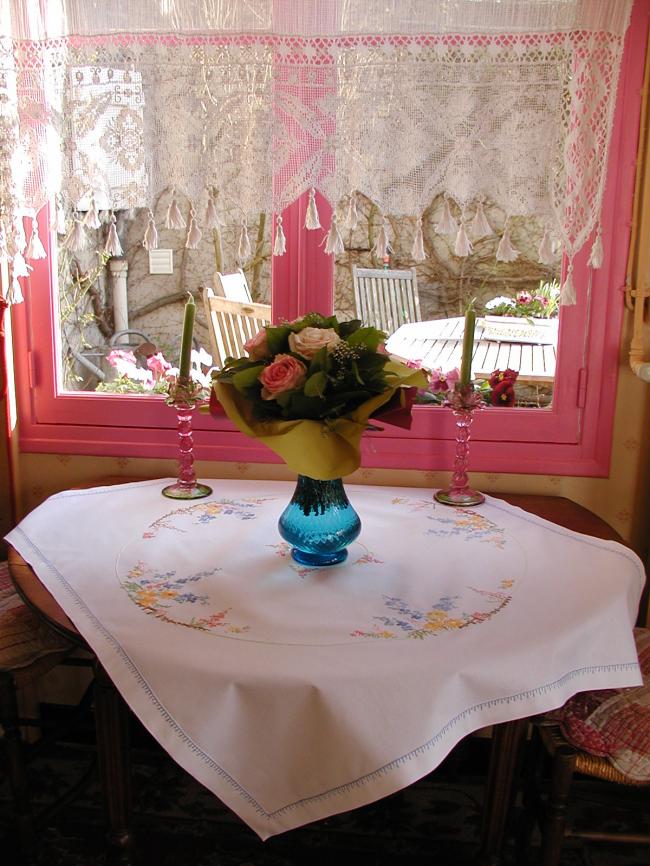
top-left (293, 475), bottom-right (348, 516)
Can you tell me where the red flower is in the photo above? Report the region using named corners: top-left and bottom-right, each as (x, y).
top-left (488, 368), bottom-right (519, 387)
top-left (491, 380), bottom-right (516, 406)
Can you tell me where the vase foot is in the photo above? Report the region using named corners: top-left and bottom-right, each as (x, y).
top-left (290, 547), bottom-right (348, 567)
top-left (435, 488), bottom-right (485, 507)
top-left (162, 482), bottom-right (213, 500)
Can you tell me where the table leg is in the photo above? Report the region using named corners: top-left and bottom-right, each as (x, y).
top-left (93, 661), bottom-right (133, 865)
top-left (478, 718), bottom-right (528, 866)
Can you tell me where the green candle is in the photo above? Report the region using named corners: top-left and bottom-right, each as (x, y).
top-left (459, 301), bottom-right (476, 388)
top-left (179, 292), bottom-right (195, 380)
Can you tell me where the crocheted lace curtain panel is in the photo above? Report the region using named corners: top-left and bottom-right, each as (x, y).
top-left (0, 0), bottom-right (633, 305)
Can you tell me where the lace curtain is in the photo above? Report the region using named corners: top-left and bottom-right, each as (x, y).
top-left (0, 0), bottom-right (633, 304)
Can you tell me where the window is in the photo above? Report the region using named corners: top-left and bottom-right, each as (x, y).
top-left (6, 2), bottom-right (647, 476)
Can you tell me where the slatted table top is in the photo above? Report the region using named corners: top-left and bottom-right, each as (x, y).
top-left (385, 317), bottom-right (558, 384)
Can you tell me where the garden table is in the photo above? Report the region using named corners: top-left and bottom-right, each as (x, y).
top-left (386, 317), bottom-right (558, 383)
top-left (5, 479), bottom-right (644, 865)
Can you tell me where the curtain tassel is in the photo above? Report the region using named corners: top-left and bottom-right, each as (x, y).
top-left (496, 221), bottom-right (519, 262)
top-left (470, 201), bottom-right (493, 238)
top-left (588, 228), bottom-right (603, 269)
top-left (560, 261), bottom-right (576, 305)
top-left (165, 190), bottom-right (186, 230)
top-left (142, 210), bottom-right (158, 251)
top-left (323, 214), bottom-right (344, 255)
top-left (25, 218), bottom-right (46, 260)
top-left (454, 221), bottom-right (473, 257)
top-left (104, 214), bottom-right (123, 257)
top-left (64, 218), bottom-right (88, 252)
top-left (204, 193), bottom-right (221, 230)
top-left (238, 220), bottom-right (252, 262)
top-left (185, 206), bottom-right (202, 249)
top-left (411, 217), bottom-right (426, 262)
top-left (537, 228), bottom-right (555, 265)
top-left (372, 217), bottom-right (392, 260)
top-left (8, 270), bottom-right (25, 304)
top-left (436, 196), bottom-right (458, 236)
top-left (305, 188), bottom-right (321, 230)
top-left (84, 194), bottom-right (101, 230)
top-left (273, 215), bottom-right (287, 256)
top-left (345, 192), bottom-right (358, 231)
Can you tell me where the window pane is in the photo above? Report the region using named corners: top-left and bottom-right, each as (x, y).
top-left (57, 206), bottom-right (271, 394)
top-left (333, 193), bottom-right (561, 409)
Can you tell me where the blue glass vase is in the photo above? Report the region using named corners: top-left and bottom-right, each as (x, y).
top-left (278, 475), bottom-right (361, 566)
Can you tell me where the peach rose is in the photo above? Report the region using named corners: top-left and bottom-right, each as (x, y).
top-left (259, 354), bottom-right (307, 400)
top-left (288, 327), bottom-right (341, 359)
top-left (243, 328), bottom-right (270, 360)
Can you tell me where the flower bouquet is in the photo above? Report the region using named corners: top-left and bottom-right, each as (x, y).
top-left (211, 312), bottom-right (428, 565)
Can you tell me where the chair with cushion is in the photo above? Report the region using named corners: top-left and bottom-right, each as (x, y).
top-left (202, 289), bottom-right (272, 369)
top-left (352, 266), bottom-right (421, 334)
top-left (0, 559), bottom-right (76, 858)
top-left (520, 626), bottom-right (650, 865)
top-left (213, 268), bottom-right (253, 303)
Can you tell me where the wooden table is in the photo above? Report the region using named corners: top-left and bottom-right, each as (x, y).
top-left (7, 487), bottom-right (627, 866)
top-left (386, 317), bottom-right (558, 384)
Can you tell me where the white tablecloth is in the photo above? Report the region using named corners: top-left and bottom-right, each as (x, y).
top-left (6, 479), bottom-right (644, 839)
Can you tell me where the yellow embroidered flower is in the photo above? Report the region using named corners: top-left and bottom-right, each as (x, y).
top-left (500, 578), bottom-right (514, 588)
top-left (159, 589), bottom-right (178, 599)
top-left (135, 589), bottom-right (159, 607)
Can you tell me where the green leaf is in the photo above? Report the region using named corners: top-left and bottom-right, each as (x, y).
top-left (265, 325), bottom-right (292, 355)
top-left (308, 346), bottom-right (331, 375)
top-left (304, 371), bottom-right (327, 397)
top-left (346, 326), bottom-right (386, 352)
top-left (338, 319), bottom-right (362, 338)
top-left (232, 364), bottom-right (264, 391)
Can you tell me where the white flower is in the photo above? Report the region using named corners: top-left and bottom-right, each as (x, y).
top-left (485, 296), bottom-right (515, 310)
top-left (288, 327), bottom-right (341, 359)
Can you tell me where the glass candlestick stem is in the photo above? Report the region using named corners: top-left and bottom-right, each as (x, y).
top-left (435, 408), bottom-right (485, 507)
top-left (162, 400), bottom-right (212, 500)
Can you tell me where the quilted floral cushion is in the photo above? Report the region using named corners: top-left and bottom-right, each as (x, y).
top-left (0, 559), bottom-right (72, 673)
top-left (550, 627), bottom-right (650, 782)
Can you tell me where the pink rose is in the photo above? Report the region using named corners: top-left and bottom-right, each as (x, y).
top-left (259, 354), bottom-right (307, 400)
top-left (244, 328), bottom-right (270, 360)
top-left (288, 327), bottom-right (341, 358)
top-left (146, 352), bottom-right (172, 379)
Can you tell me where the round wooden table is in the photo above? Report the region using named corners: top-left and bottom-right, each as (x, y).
top-left (6, 486), bottom-right (630, 866)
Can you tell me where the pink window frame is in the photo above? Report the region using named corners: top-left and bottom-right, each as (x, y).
top-left (8, 2), bottom-right (648, 476)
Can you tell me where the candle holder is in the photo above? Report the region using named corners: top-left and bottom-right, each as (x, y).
top-left (435, 384), bottom-right (485, 507)
top-left (162, 377), bottom-right (212, 500)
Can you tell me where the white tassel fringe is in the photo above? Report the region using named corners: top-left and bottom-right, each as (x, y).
top-left (411, 218), bottom-right (426, 261)
top-left (345, 192), bottom-right (359, 230)
top-left (538, 229), bottom-right (555, 265)
top-left (64, 218), bottom-right (88, 252)
top-left (238, 221), bottom-right (252, 262)
top-left (84, 195), bottom-right (101, 230)
top-left (165, 191), bottom-right (186, 230)
top-left (470, 201), bottom-right (493, 238)
top-left (372, 217), bottom-right (392, 260)
top-left (273, 215), bottom-right (286, 256)
top-left (496, 223), bottom-right (519, 262)
top-left (589, 229), bottom-right (603, 269)
top-left (323, 215), bottom-right (345, 255)
top-left (454, 222), bottom-right (473, 257)
top-left (142, 211), bottom-right (158, 251)
top-left (204, 194), bottom-right (221, 230)
top-left (104, 214), bottom-right (123, 257)
top-left (25, 219), bottom-right (46, 260)
top-left (305, 188), bottom-right (321, 230)
top-left (185, 207), bottom-right (202, 249)
top-left (560, 262), bottom-right (577, 305)
top-left (436, 196), bottom-right (458, 236)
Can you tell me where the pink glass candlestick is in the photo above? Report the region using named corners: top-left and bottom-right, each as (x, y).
top-left (435, 405), bottom-right (485, 508)
top-left (162, 386), bottom-right (212, 500)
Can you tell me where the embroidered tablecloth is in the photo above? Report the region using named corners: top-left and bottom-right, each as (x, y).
top-left (5, 479), bottom-right (645, 839)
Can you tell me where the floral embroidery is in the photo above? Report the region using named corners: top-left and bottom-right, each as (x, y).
top-left (122, 561), bottom-right (250, 634)
top-left (426, 510), bottom-right (506, 548)
top-left (351, 585), bottom-right (512, 640)
top-left (143, 498), bottom-right (269, 539)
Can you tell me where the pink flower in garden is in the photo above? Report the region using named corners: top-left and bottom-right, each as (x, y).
top-left (259, 354), bottom-right (307, 400)
top-left (244, 328), bottom-right (271, 360)
top-left (429, 367), bottom-right (460, 393)
top-left (106, 349), bottom-right (138, 378)
top-left (516, 291), bottom-right (533, 304)
top-left (146, 352), bottom-right (173, 380)
top-left (405, 358), bottom-right (423, 369)
top-left (533, 294), bottom-right (549, 307)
